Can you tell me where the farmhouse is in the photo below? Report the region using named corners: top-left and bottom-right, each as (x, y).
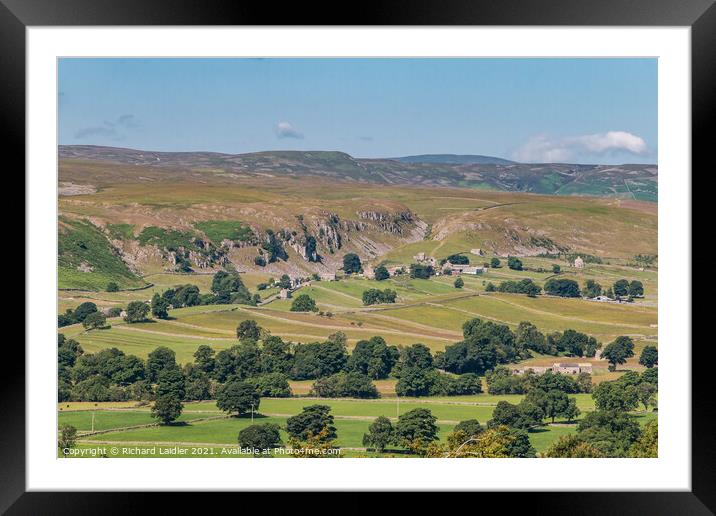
top-left (470, 248), bottom-right (483, 256)
top-left (462, 266), bottom-right (486, 275)
top-left (447, 263), bottom-right (471, 274)
top-left (552, 362), bottom-right (592, 374)
top-left (320, 272), bottom-right (336, 281)
top-left (574, 256), bottom-right (585, 268)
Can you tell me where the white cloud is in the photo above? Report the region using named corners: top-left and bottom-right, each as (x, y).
top-left (513, 131), bottom-right (648, 163)
top-left (275, 121), bottom-right (304, 139)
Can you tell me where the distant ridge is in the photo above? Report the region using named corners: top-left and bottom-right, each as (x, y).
top-left (58, 145), bottom-right (658, 202)
top-left (392, 154), bottom-right (515, 165)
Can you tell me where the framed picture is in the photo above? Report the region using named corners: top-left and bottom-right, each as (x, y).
top-left (7, 0), bottom-right (713, 510)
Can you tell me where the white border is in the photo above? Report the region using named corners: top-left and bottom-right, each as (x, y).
top-left (27, 27), bottom-right (690, 491)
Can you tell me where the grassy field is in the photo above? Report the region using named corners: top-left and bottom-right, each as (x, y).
top-left (60, 395), bottom-right (655, 458)
top-left (60, 257), bottom-right (657, 376)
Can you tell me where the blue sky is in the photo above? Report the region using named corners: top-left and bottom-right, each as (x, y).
top-left (58, 58), bottom-right (657, 164)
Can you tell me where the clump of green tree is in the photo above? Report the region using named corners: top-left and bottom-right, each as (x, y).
top-left (124, 301), bottom-right (150, 323)
top-left (290, 294), bottom-right (318, 312)
top-left (310, 371), bottom-right (379, 398)
top-left (446, 254), bottom-right (469, 265)
top-left (342, 253), bottom-right (362, 274)
top-left (544, 278), bottom-right (581, 297)
top-left (82, 311), bottom-right (108, 330)
top-left (362, 288), bottom-right (397, 305)
top-left (286, 404), bottom-right (337, 442)
top-left (639, 345), bottom-right (658, 368)
top-left (374, 265), bottom-right (390, 280)
top-left (426, 424), bottom-right (534, 458)
top-left (453, 277), bottom-right (464, 289)
top-left (507, 256), bottom-right (523, 271)
top-left (58, 301), bottom-right (99, 328)
top-left (238, 423), bottom-right (282, 455)
top-left (209, 270), bottom-right (254, 305)
top-left (486, 367), bottom-right (592, 395)
top-left (601, 335), bottom-right (635, 371)
top-left (497, 278), bottom-right (541, 297)
top-left (347, 336), bottom-right (399, 379)
top-left (409, 263), bottom-right (434, 279)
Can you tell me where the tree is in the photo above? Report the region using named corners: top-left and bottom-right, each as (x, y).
top-left (260, 336), bottom-right (293, 375)
top-left (82, 311), bottom-right (107, 330)
top-left (254, 255), bottom-right (266, 267)
top-left (211, 270), bottom-right (253, 305)
top-left (394, 408), bottom-right (439, 454)
top-left (73, 302), bottom-right (98, 323)
top-left (277, 274), bottom-right (292, 289)
top-left (343, 253), bottom-right (362, 274)
top-left (488, 400), bottom-right (542, 430)
top-left (628, 419), bottom-right (657, 457)
top-left (216, 380), bottom-right (260, 417)
top-left (515, 321), bottom-right (549, 355)
top-left (577, 410), bottom-right (642, 457)
top-left (507, 256), bottom-right (523, 270)
top-left (543, 434), bottom-right (605, 458)
top-left (362, 416), bottom-right (394, 452)
top-left (409, 263), bottom-right (433, 279)
top-left (374, 265), bottom-right (389, 281)
top-left (362, 288), bottom-right (397, 305)
top-left (485, 282), bottom-right (496, 292)
top-left (290, 294), bottom-right (318, 312)
top-left (193, 345), bottom-right (216, 374)
top-left (151, 394), bottom-right (183, 424)
top-left (310, 372), bottom-right (379, 398)
top-left (393, 343), bottom-right (433, 375)
top-left (146, 346), bottom-right (177, 382)
top-left (582, 279), bottom-right (602, 298)
top-left (237, 319), bottom-right (261, 341)
top-left (552, 264), bottom-right (561, 274)
top-left (184, 365), bottom-right (212, 401)
top-left (58, 424), bottom-right (78, 457)
top-left (447, 254), bottom-right (469, 265)
top-left (613, 279), bottom-right (630, 298)
top-left (592, 380), bottom-right (639, 412)
top-left (155, 367), bottom-right (186, 400)
top-left (628, 280), bottom-right (644, 297)
top-left (454, 419), bottom-right (483, 437)
top-left (286, 405), bottom-right (337, 441)
top-left (635, 382), bottom-right (657, 411)
top-left (124, 301), bottom-right (150, 323)
top-left (639, 345), bottom-right (658, 368)
top-left (348, 336), bottom-right (399, 379)
top-left (106, 282), bottom-right (120, 292)
top-left (454, 277), bottom-right (464, 289)
top-left (238, 423), bottom-right (282, 454)
top-left (246, 373), bottom-right (292, 397)
top-left (526, 389), bottom-right (580, 423)
top-left (151, 293), bottom-right (170, 319)
top-left (544, 278), bottom-right (581, 298)
top-left (395, 368), bottom-right (435, 397)
top-left (490, 258), bottom-right (501, 268)
top-left (601, 336), bottom-right (635, 371)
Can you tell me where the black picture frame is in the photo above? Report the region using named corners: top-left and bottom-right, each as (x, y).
top-left (4, 0), bottom-right (712, 512)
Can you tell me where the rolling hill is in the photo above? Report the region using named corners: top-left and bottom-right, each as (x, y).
top-left (58, 145), bottom-right (658, 201)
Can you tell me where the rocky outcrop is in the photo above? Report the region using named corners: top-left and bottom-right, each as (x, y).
top-left (356, 209), bottom-right (417, 235)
